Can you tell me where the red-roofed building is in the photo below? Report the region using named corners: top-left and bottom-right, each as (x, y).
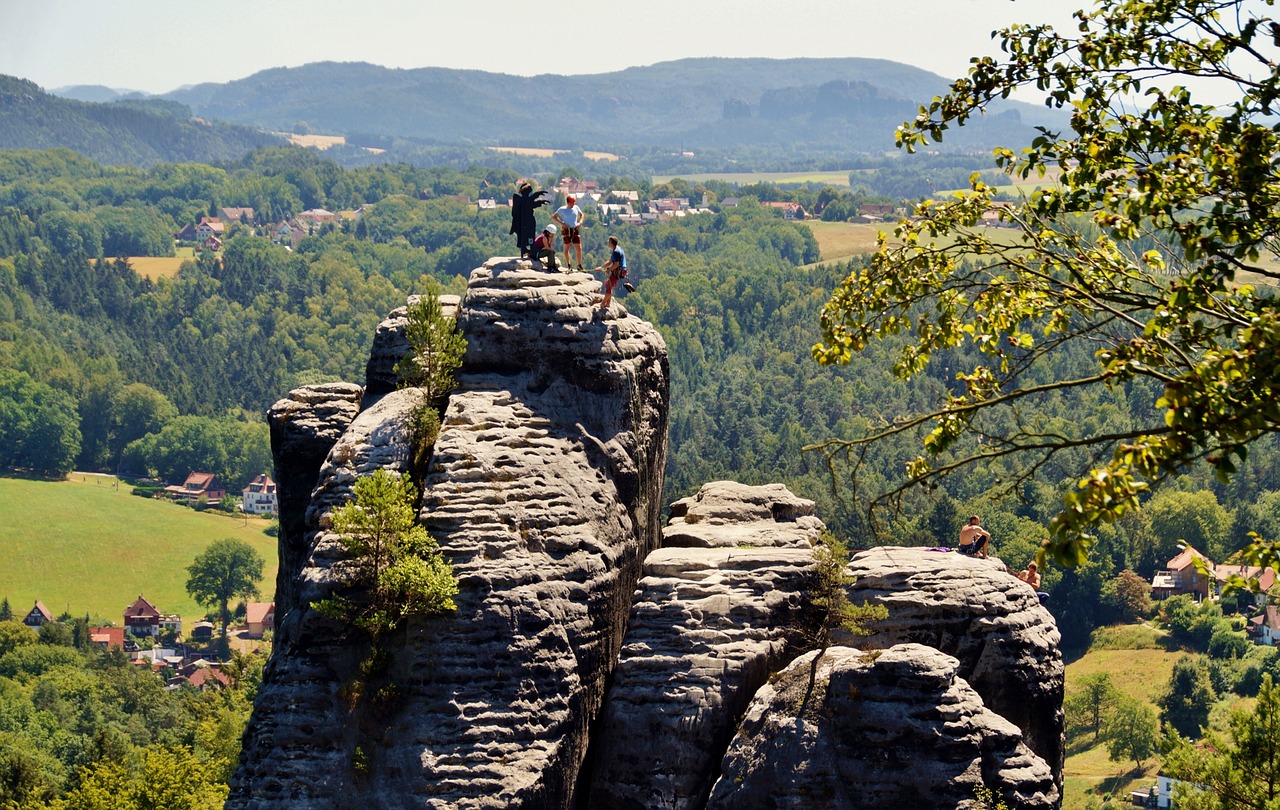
top-left (89, 626), bottom-right (125, 650)
top-left (1252, 605), bottom-right (1280, 645)
top-left (163, 472), bottom-right (225, 504)
top-left (124, 595), bottom-right (162, 636)
top-left (241, 473), bottom-right (277, 515)
top-left (179, 664), bottom-right (231, 691)
top-left (22, 601), bottom-right (53, 628)
top-left (244, 602), bottom-right (275, 638)
top-left (1215, 564), bottom-right (1276, 607)
top-left (763, 201), bottom-right (807, 220)
top-left (1151, 546), bottom-right (1213, 601)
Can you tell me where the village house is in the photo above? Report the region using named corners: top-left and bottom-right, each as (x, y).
top-left (1150, 546), bottom-right (1214, 601)
top-left (123, 594), bottom-right (162, 636)
top-left (22, 600), bottom-right (53, 628)
top-left (194, 217), bottom-right (225, 241)
top-left (272, 219), bottom-right (306, 248)
top-left (242, 473), bottom-right (278, 515)
top-left (1215, 564), bottom-right (1276, 606)
top-left (763, 201), bottom-right (807, 220)
top-left (174, 222), bottom-right (199, 242)
top-left (553, 177), bottom-right (599, 197)
top-left (202, 235), bottom-right (222, 252)
top-left (244, 602), bottom-right (275, 639)
top-left (1250, 606), bottom-right (1280, 645)
top-left (219, 206), bottom-right (255, 225)
top-left (190, 621), bottom-right (215, 641)
top-left (163, 471), bottom-right (225, 504)
top-left (89, 626), bottom-right (125, 650)
top-left (476, 197), bottom-right (499, 211)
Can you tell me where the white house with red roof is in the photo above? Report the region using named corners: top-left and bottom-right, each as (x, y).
top-left (242, 473), bottom-right (277, 515)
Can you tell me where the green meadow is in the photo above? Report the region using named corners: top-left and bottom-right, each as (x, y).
top-left (0, 474), bottom-right (278, 626)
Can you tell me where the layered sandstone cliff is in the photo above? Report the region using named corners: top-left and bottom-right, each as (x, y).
top-left (231, 259), bottom-right (1063, 810)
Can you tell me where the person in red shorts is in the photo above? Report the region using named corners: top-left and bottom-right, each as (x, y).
top-left (552, 195), bottom-right (585, 271)
top-left (595, 235), bottom-right (627, 308)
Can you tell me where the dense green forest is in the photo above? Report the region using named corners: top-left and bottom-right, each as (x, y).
top-left (0, 616), bottom-right (261, 808)
top-left (4, 145), bottom-right (1280, 655)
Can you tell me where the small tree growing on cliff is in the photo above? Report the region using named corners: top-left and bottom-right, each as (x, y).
top-left (804, 531), bottom-right (888, 697)
top-left (314, 469), bottom-right (457, 638)
top-left (395, 286), bottom-right (467, 468)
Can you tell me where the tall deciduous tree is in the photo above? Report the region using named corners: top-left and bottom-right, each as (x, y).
top-left (1065, 672), bottom-right (1121, 742)
top-left (811, 0), bottom-right (1280, 568)
top-left (185, 538), bottom-right (265, 645)
top-left (1158, 655), bottom-right (1216, 739)
top-left (1102, 696), bottom-right (1157, 772)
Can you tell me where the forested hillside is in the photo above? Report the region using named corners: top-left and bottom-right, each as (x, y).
top-left (0, 76), bottom-right (283, 166)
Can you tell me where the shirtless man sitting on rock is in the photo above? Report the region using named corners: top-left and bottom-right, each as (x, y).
top-left (957, 515), bottom-right (990, 559)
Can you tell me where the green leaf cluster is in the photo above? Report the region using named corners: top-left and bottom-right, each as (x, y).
top-left (812, 0), bottom-right (1280, 567)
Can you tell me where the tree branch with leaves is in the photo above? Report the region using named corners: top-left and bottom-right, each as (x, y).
top-left (811, 0), bottom-right (1280, 568)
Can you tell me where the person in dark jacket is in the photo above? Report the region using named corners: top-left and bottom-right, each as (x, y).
top-left (510, 182), bottom-right (549, 257)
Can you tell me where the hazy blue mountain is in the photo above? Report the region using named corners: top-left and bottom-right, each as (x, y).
top-left (165, 58), bottom-right (1059, 152)
top-left (50, 84), bottom-right (146, 103)
top-left (0, 75), bottom-right (284, 165)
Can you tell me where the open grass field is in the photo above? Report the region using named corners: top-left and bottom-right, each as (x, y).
top-left (1060, 624), bottom-right (1184, 809)
top-left (128, 247), bottom-right (195, 281)
top-left (653, 169), bottom-right (860, 186)
top-left (0, 474), bottom-right (278, 626)
top-left (284, 133), bottom-right (346, 150)
top-left (803, 219), bottom-right (1031, 267)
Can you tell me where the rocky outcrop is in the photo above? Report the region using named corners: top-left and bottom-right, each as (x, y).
top-left (230, 261), bottom-right (668, 809)
top-left (265, 381), bottom-right (363, 614)
top-left (235, 257), bottom-right (1064, 810)
top-left (705, 644), bottom-right (1059, 810)
top-left (845, 547), bottom-right (1065, 786)
top-left (662, 480), bottom-right (824, 549)
top-left (587, 481), bottom-right (821, 810)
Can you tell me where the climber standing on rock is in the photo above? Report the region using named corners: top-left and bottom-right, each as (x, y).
top-left (957, 515), bottom-right (990, 558)
top-left (595, 235), bottom-right (627, 309)
top-left (552, 195), bottom-right (585, 271)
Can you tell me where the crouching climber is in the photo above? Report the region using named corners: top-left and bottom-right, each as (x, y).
top-left (531, 224), bottom-right (559, 271)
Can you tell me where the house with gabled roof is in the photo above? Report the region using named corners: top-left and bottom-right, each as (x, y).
top-left (219, 206), bottom-right (255, 224)
top-left (124, 595), bottom-right (162, 636)
top-left (174, 222), bottom-right (199, 242)
top-left (194, 217), bottom-right (225, 240)
top-left (22, 600), bottom-right (54, 628)
top-left (1215, 564), bottom-right (1276, 607)
top-left (1151, 546), bottom-right (1214, 601)
top-left (89, 626), bottom-right (125, 650)
top-left (245, 602), bottom-right (275, 638)
top-left (242, 473), bottom-right (277, 515)
top-left (163, 471), bottom-right (225, 504)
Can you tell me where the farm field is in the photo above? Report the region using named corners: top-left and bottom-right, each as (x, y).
top-left (0, 474), bottom-right (278, 626)
top-left (487, 146), bottom-right (620, 161)
top-left (804, 219), bottom-right (1029, 267)
top-left (128, 246), bottom-right (195, 281)
top-left (654, 169), bottom-right (862, 186)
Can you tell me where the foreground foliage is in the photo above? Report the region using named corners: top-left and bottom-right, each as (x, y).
top-left (812, 0), bottom-right (1280, 567)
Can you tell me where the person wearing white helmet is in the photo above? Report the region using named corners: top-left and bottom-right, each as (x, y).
top-left (530, 223), bottom-right (560, 271)
top-left (552, 194), bottom-right (585, 271)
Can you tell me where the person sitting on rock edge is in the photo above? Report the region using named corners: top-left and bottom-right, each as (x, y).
top-left (957, 514), bottom-right (990, 558)
top-left (530, 224), bottom-right (559, 271)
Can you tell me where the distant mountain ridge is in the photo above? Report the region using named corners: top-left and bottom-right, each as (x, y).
top-left (159, 58), bottom-right (1054, 153)
top-left (0, 75), bottom-right (283, 166)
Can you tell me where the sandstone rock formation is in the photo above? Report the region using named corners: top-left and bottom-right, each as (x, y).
top-left (845, 547), bottom-right (1065, 786)
top-left (705, 644), bottom-right (1059, 810)
top-left (233, 258), bottom-right (1064, 810)
top-left (587, 482), bottom-right (821, 810)
top-left (230, 261), bottom-right (668, 809)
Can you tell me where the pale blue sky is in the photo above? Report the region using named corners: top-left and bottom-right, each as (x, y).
top-left (1, 0), bottom-right (1083, 94)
